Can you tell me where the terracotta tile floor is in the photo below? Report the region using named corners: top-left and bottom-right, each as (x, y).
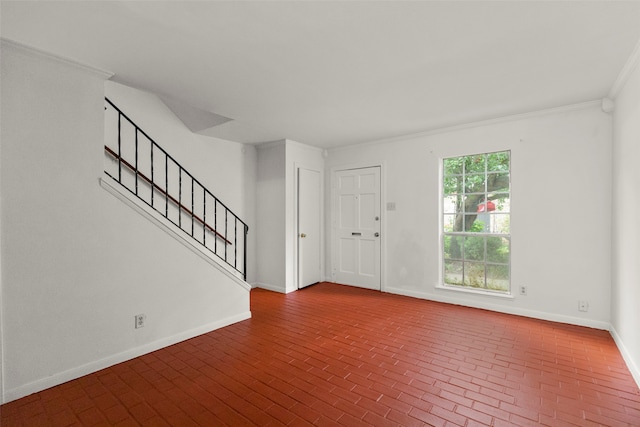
top-left (2, 282), bottom-right (639, 426)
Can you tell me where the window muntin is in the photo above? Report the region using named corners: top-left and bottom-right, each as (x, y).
top-left (442, 151), bottom-right (510, 292)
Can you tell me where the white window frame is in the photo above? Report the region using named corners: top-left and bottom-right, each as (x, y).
top-left (440, 150), bottom-right (511, 295)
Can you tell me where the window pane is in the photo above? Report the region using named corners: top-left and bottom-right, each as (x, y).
top-left (444, 158), bottom-right (463, 175)
top-left (443, 195), bottom-right (461, 214)
top-left (487, 151), bottom-right (510, 172)
top-left (465, 215), bottom-right (486, 232)
top-left (444, 260), bottom-right (463, 285)
top-left (443, 214), bottom-right (456, 232)
top-left (488, 213), bottom-right (510, 233)
top-left (444, 235), bottom-right (464, 260)
top-left (466, 155), bottom-right (486, 173)
top-left (464, 262), bottom-right (485, 288)
top-left (487, 264), bottom-right (509, 291)
top-left (443, 176), bottom-right (462, 195)
top-left (464, 173), bottom-right (485, 193)
top-left (488, 195), bottom-right (510, 213)
top-left (462, 197), bottom-right (482, 214)
top-left (487, 172), bottom-right (509, 192)
top-left (486, 236), bottom-right (509, 263)
top-left (464, 236), bottom-right (485, 261)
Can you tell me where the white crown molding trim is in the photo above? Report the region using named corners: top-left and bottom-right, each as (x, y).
top-left (285, 139), bottom-right (324, 153)
top-left (608, 37), bottom-right (640, 100)
top-left (257, 139), bottom-right (286, 150)
top-left (329, 100), bottom-right (601, 153)
top-left (1, 38), bottom-right (114, 80)
top-left (257, 139), bottom-right (324, 153)
top-left (2, 310), bottom-right (251, 404)
top-left (609, 325), bottom-right (640, 389)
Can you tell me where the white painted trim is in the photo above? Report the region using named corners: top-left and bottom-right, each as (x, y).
top-left (294, 163), bottom-right (325, 290)
top-left (0, 38), bottom-right (114, 80)
top-left (257, 139), bottom-right (286, 150)
top-left (99, 174), bottom-right (251, 291)
top-left (379, 162), bottom-right (387, 293)
top-left (259, 139), bottom-right (324, 153)
top-left (434, 284), bottom-right (515, 300)
top-left (0, 148), bottom-right (4, 404)
top-left (608, 36), bottom-right (640, 99)
top-left (253, 282), bottom-right (291, 294)
top-left (287, 139), bottom-right (324, 153)
top-left (2, 311), bottom-right (251, 403)
top-left (609, 325), bottom-right (640, 389)
top-left (385, 286), bottom-right (611, 331)
top-left (329, 100), bottom-right (601, 153)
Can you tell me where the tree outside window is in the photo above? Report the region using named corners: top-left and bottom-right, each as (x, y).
top-left (442, 151), bottom-right (510, 292)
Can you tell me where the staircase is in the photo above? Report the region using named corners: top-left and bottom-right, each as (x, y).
top-left (103, 98), bottom-right (248, 281)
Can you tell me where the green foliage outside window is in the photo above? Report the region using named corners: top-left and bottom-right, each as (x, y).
top-left (442, 151), bottom-right (510, 292)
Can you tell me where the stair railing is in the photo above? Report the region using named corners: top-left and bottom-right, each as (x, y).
top-left (104, 98), bottom-right (248, 280)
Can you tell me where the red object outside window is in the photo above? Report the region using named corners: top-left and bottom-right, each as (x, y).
top-left (477, 201), bottom-right (496, 213)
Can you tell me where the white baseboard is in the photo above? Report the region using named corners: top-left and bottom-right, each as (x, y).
top-left (3, 311), bottom-right (251, 404)
top-left (609, 325), bottom-right (640, 389)
top-left (385, 286), bottom-right (611, 330)
top-left (253, 282), bottom-right (290, 293)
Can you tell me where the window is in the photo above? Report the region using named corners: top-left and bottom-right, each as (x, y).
top-left (442, 151), bottom-right (510, 293)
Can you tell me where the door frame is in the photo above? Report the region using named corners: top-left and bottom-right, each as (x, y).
top-left (294, 163), bottom-right (324, 290)
top-left (330, 162), bottom-right (386, 291)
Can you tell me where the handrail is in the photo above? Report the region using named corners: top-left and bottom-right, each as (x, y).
top-left (104, 145), bottom-right (232, 245)
top-left (104, 98), bottom-right (248, 280)
top-left (105, 99), bottom-right (247, 232)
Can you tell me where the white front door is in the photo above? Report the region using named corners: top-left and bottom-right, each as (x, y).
top-left (333, 166), bottom-right (381, 290)
top-left (298, 167), bottom-right (321, 289)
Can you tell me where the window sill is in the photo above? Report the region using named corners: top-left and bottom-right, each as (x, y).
top-left (435, 284), bottom-right (515, 300)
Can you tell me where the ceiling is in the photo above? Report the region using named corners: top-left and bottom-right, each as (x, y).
top-left (2, 1), bottom-right (639, 148)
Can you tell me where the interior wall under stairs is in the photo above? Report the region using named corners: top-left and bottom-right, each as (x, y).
top-left (0, 42), bottom-right (253, 403)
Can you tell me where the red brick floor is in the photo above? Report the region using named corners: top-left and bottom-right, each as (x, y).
top-left (2, 282), bottom-right (639, 426)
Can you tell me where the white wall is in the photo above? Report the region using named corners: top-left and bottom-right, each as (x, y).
top-left (255, 140), bottom-right (324, 293)
top-left (326, 104), bottom-right (612, 329)
top-left (255, 141), bottom-right (287, 291)
top-left (0, 42), bottom-right (251, 403)
top-left (611, 57), bottom-right (640, 384)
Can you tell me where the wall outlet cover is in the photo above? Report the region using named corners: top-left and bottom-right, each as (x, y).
top-left (135, 314), bottom-right (146, 329)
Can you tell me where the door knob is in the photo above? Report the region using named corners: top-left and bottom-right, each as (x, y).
top-left (300, 233), bottom-right (307, 238)
top-left (374, 232), bottom-right (380, 237)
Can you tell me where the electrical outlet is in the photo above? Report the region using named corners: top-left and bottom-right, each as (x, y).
top-left (135, 314), bottom-right (146, 329)
top-left (578, 301), bottom-right (589, 312)
top-left (519, 286), bottom-right (527, 296)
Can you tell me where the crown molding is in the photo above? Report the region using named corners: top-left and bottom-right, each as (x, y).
top-left (257, 139), bottom-right (286, 150)
top-left (1, 38), bottom-right (114, 80)
top-left (608, 37), bottom-right (640, 99)
top-left (330, 100), bottom-right (601, 153)
top-left (257, 139), bottom-right (323, 153)
top-left (285, 139), bottom-right (324, 153)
